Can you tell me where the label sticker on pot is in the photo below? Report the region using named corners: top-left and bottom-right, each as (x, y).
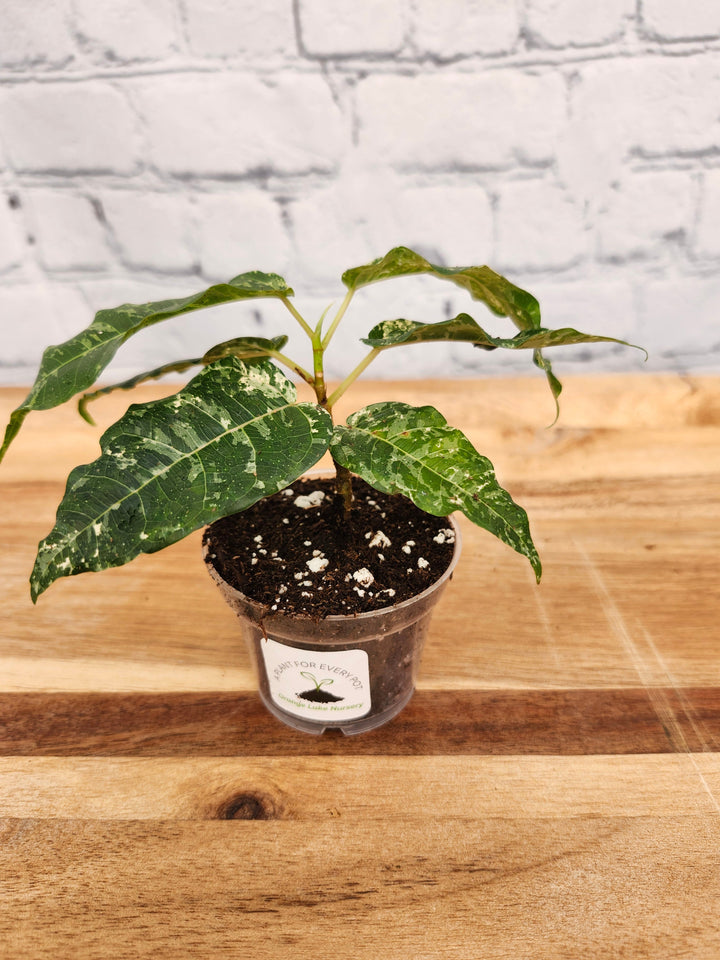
top-left (260, 638), bottom-right (371, 722)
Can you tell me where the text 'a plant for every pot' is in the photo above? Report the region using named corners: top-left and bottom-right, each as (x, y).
top-left (0, 246), bottom-right (645, 733)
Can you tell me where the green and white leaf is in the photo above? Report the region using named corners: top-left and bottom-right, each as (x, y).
top-left (0, 272), bottom-right (293, 463)
top-left (78, 357), bottom-right (204, 425)
top-left (31, 357), bottom-right (331, 601)
top-left (78, 336), bottom-right (292, 424)
top-left (342, 247), bottom-right (584, 408)
top-left (201, 335), bottom-right (289, 364)
top-left (342, 246), bottom-right (541, 331)
top-left (330, 401), bottom-right (542, 581)
top-left (362, 314), bottom-right (641, 353)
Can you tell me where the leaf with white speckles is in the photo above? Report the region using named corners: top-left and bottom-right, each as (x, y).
top-left (330, 401), bottom-right (541, 582)
top-left (342, 246), bottom-right (541, 331)
top-left (31, 357), bottom-right (332, 601)
top-left (1, 273), bottom-right (293, 463)
top-left (362, 313), bottom-right (639, 354)
top-left (342, 247), bottom-right (637, 415)
top-left (361, 316), bottom-right (644, 419)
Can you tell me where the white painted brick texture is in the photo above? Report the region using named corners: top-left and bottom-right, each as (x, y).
top-left (1, 0), bottom-right (719, 386)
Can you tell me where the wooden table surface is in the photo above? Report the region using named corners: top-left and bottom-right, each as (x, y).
top-left (1, 373), bottom-right (719, 959)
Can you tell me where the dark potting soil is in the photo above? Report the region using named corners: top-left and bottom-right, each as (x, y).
top-left (203, 476), bottom-right (456, 618)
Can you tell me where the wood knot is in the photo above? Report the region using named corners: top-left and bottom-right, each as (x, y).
top-left (219, 791), bottom-right (281, 820)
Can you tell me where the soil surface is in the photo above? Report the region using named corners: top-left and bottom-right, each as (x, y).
top-left (203, 476), bottom-right (456, 618)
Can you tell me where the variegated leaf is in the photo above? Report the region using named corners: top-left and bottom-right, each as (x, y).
top-left (362, 314), bottom-right (640, 353)
top-left (342, 246), bottom-right (541, 331)
top-left (1, 272), bottom-right (293, 463)
top-left (201, 335), bottom-right (289, 364)
top-left (330, 401), bottom-right (542, 581)
top-left (342, 247), bottom-right (582, 408)
top-left (31, 357), bottom-right (331, 601)
top-left (78, 357), bottom-right (204, 425)
top-left (78, 336), bottom-right (291, 423)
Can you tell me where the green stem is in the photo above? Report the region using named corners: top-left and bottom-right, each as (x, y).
top-left (326, 348), bottom-right (382, 409)
top-left (281, 296), bottom-right (315, 340)
top-left (321, 289), bottom-right (354, 350)
top-left (268, 350), bottom-right (314, 386)
top-left (312, 331), bottom-right (327, 405)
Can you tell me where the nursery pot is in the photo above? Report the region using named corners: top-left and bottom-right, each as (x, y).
top-left (203, 515), bottom-right (461, 735)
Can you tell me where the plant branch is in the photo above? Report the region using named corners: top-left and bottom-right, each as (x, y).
top-left (326, 348), bottom-right (382, 409)
top-left (321, 289), bottom-right (354, 350)
top-left (281, 296), bottom-right (314, 339)
top-left (268, 350), bottom-right (314, 386)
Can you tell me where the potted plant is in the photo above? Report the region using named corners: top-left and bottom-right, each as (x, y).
top-left (0, 246), bottom-right (642, 734)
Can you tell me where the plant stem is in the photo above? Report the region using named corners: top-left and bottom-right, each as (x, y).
top-left (326, 348), bottom-right (382, 409)
top-left (268, 350), bottom-right (314, 386)
top-left (321, 289), bottom-right (354, 350)
top-left (280, 296), bottom-right (315, 340)
top-left (332, 457), bottom-right (354, 518)
top-left (311, 331), bottom-right (327, 405)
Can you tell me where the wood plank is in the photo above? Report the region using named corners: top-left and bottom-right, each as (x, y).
top-left (2, 689), bottom-right (719, 756)
top-left (2, 377), bottom-right (719, 695)
top-left (1, 754), bottom-right (718, 820)
top-left (2, 487), bottom-right (718, 693)
top-left (2, 817), bottom-right (719, 959)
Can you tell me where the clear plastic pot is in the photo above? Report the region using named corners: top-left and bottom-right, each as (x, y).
top-left (203, 515), bottom-right (461, 735)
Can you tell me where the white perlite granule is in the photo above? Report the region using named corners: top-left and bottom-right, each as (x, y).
top-left (433, 528), bottom-right (456, 544)
top-left (294, 490), bottom-right (325, 509)
top-left (368, 530), bottom-right (391, 549)
top-left (306, 556), bottom-right (329, 573)
top-left (352, 567), bottom-right (374, 587)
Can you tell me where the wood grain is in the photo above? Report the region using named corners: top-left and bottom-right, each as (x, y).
top-left (1, 374), bottom-right (720, 959)
top-left (2, 688), bottom-right (719, 756)
top-left (2, 818), bottom-right (720, 959)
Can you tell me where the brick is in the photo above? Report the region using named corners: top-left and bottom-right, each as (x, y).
top-left (642, 0), bottom-right (720, 40)
top-left (695, 170), bottom-right (720, 259)
top-left (525, 0), bottom-right (633, 47)
top-left (185, 0), bottom-right (297, 57)
top-left (0, 82), bottom-right (140, 175)
top-left (0, 201), bottom-right (26, 272)
top-left (364, 183), bottom-right (493, 266)
top-left (298, 0), bottom-right (408, 56)
top-left (413, 0), bottom-right (520, 57)
top-left (356, 72), bottom-right (565, 170)
top-left (597, 171), bottom-right (696, 260)
top-left (495, 180), bottom-right (586, 271)
top-left (29, 191), bottom-right (112, 271)
top-left (0, 284), bottom-right (89, 373)
top-left (287, 182), bottom-right (379, 287)
top-left (528, 279), bottom-right (640, 361)
top-left (637, 277), bottom-right (720, 364)
top-left (101, 191), bottom-right (195, 272)
top-left (133, 74), bottom-right (346, 177)
top-left (569, 56), bottom-right (720, 163)
top-left (0, 0), bottom-right (76, 69)
top-left (193, 191), bottom-right (290, 280)
top-left (74, 0), bottom-right (179, 62)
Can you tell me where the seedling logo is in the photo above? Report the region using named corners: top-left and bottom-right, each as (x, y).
top-left (261, 638), bottom-right (372, 722)
top-left (297, 671), bottom-right (344, 703)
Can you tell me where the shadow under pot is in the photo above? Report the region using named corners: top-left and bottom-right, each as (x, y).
top-left (203, 514), bottom-right (461, 735)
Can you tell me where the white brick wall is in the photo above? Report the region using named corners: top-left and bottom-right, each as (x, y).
top-left (1, 0), bottom-right (719, 389)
